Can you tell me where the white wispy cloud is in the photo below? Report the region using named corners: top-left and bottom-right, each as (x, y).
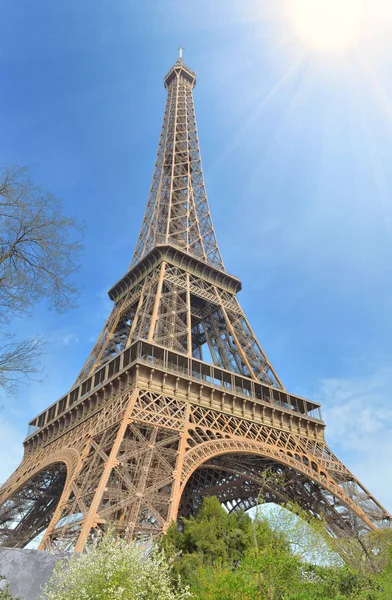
top-left (59, 332), bottom-right (80, 346)
top-left (314, 368), bottom-right (392, 510)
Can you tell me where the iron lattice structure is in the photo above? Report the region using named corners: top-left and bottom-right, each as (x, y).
top-left (0, 57), bottom-right (390, 552)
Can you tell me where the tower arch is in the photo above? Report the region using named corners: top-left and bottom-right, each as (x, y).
top-left (0, 448), bottom-right (80, 548)
top-left (176, 440), bottom-right (376, 537)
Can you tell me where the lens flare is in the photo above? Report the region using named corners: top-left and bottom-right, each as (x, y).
top-left (291, 0), bottom-right (364, 51)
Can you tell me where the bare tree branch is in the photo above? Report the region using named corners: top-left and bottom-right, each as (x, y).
top-left (0, 165), bottom-right (83, 320)
top-left (0, 335), bottom-right (44, 393)
top-left (0, 165), bottom-right (83, 393)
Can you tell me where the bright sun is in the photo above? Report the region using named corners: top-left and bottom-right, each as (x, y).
top-left (291, 0), bottom-right (364, 51)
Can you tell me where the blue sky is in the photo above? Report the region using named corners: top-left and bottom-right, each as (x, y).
top-left (1, 1), bottom-right (392, 512)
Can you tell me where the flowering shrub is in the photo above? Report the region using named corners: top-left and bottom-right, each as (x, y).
top-left (42, 533), bottom-right (190, 600)
top-left (0, 576), bottom-right (18, 600)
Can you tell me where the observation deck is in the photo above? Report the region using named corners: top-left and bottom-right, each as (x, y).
top-left (25, 339), bottom-right (324, 451)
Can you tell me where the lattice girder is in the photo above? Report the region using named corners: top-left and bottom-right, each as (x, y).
top-left (74, 259), bottom-right (282, 389)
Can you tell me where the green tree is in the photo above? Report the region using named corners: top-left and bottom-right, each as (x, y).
top-left (162, 498), bottom-right (301, 599)
top-left (168, 509), bottom-right (301, 600)
top-left (258, 502), bottom-right (340, 566)
top-left (373, 545), bottom-right (392, 599)
top-left (331, 528), bottom-right (392, 575)
top-left (162, 496), bottom-right (386, 600)
top-left (289, 564), bottom-right (380, 600)
top-left (161, 496), bottom-right (253, 584)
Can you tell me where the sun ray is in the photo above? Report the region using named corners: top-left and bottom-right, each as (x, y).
top-left (353, 49), bottom-right (392, 237)
top-left (355, 48), bottom-right (392, 128)
top-left (211, 53), bottom-right (307, 174)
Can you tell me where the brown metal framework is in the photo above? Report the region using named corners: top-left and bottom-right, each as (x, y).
top-left (0, 56), bottom-right (390, 551)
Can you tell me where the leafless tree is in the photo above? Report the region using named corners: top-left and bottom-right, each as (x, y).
top-left (0, 165), bottom-right (83, 392)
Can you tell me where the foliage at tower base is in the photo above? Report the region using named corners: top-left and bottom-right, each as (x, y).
top-left (42, 533), bottom-right (190, 600)
top-left (160, 497), bottom-right (392, 600)
top-left (40, 497), bottom-right (392, 600)
top-left (331, 527), bottom-right (392, 575)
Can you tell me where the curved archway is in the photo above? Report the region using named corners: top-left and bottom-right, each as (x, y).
top-left (0, 448), bottom-right (81, 549)
top-left (177, 440), bottom-right (376, 537)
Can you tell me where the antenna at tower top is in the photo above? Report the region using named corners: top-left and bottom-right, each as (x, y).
top-left (178, 45), bottom-right (183, 61)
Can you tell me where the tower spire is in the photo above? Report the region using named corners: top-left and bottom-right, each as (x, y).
top-left (131, 57), bottom-right (224, 271)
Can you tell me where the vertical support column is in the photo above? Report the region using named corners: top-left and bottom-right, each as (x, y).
top-left (165, 72), bottom-right (180, 241)
top-left (126, 277), bottom-right (149, 346)
top-left (166, 404), bottom-right (190, 527)
top-left (235, 298), bottom-right (284, 389)
top-left (74, 389), bottom-right (139, 552)
top-left (186, 273), bottom-right (192, 356)
top-left (148, 261), bottom-right (166, 342)
top-left (92, 309), bottom-right (123, 372)
top-left (214, 288), bottom-right (257, 381)
top-left (126, 426), bottom-right (159, 539)
top-left (76, 302), bottom-right (123, 382)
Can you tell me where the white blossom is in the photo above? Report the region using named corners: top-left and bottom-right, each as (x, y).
top-left (42, 532), bottom-right (191, 600)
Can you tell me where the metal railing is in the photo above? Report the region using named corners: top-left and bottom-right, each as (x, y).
top-left (26, 339), bottom-right (323, 439)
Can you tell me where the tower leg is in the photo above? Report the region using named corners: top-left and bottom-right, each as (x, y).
top-left (166, 404), bottom-right (190, 526)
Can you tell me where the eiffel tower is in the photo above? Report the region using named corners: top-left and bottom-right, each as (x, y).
top-left (0, 54), bottom-right (390, 552)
